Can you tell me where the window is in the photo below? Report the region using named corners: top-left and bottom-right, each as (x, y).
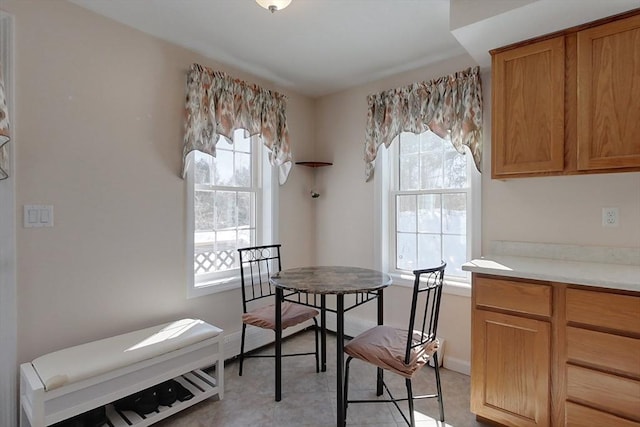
top-left (378, 130), bottom-right (480, 287)
top-left (186, 129), bottom-right (277, 297)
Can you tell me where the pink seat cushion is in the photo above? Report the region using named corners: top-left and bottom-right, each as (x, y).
top-left (344, 325), bottom-right (439, 378)
top-left (242, 301), bottom-right (319, 330)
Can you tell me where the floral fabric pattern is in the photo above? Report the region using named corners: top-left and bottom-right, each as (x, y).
top-left (364, 66), bottom-right (483, 181)
top-left (0, 66), bottom-right (10, 180)
top-left (183, 64), bottom-right (292, 183)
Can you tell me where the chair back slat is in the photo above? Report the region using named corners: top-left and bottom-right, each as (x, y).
top-left (405, 262), bottom-right (446, 365)
top-left (238, 244), bottom-right (282, 313)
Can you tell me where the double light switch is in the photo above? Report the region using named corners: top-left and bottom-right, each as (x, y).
top-left (24, 205), bottom-right (54, 228)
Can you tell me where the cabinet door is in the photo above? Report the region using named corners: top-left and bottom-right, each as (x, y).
top-left (577, 13), bottom-right (640, 170)
top-left (471, 310), bottom-right (551, 427)
top-left (492, 37), bottom-right (565, 178)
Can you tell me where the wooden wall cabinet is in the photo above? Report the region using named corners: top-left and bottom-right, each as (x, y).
top-left (576, 15), bottom-right (640, 170)
top-left (492, 37), bottom-right (565, 177)
top-left (491, 11), bottom-right (640, 179)
top-left (471, 274), bottom-right (640, 427)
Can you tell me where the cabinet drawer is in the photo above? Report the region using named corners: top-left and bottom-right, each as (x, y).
top-left (567, 327), bottom-right (640, 377)
top-left (474, 276), bottom-right (552, 317)
top-left (566, 401), bottom-right (640, 427)
top-left (567, 365), bottom-right (640, 421)
top-left (566, 288), bottom-right (640, 334)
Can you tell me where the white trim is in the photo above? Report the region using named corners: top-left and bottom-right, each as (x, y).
top-left (442, 280), bottom-right (472, 298)
top-left (189, 276), bottom-right (242, 298)
top-left (185, 151), bottom-right (197, 298)
top-left (469, 148), bottom-right (482, 261)
top-left (388, 272), bottom-right (471, 298)
top-left (0, 11), bottom-right (17, 427)
top-left (221, 320), bottom-right (313, 361)
top-left (443, 356), bottom-right (471, 375)
top-left (373, 147), bottom-right (389, 272)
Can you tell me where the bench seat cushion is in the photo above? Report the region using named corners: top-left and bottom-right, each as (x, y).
top-left (31, 318), bottom-right (222, 391)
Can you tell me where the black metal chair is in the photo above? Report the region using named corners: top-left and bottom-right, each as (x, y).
top-left (343, 263), bottom-right (446, 426)
top-left (237, 244), bottom-right (320, 376)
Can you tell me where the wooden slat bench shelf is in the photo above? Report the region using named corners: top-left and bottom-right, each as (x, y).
top-left (20, 319), bottom-right (224, 427)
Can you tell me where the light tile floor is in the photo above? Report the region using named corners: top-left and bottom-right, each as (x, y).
top-left (156, 330), bottom-right (491, 427)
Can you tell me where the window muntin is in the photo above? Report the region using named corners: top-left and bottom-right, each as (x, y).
top-left (391, 131), bottom-right (471, 280)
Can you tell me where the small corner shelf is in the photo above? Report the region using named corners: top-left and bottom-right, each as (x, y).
top-left (295, 161), bottom-right (332, 168)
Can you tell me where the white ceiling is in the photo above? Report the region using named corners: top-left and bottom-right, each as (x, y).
top-left (68, 0), bottom-right (467, 97)
top-left (68, 0), bottom-right (640, 98)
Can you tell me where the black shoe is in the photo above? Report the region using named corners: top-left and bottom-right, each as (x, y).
top-left (133, 387), bottom-right (159, 415)
top-left (83, 406), bottom-right (107, 427)
top-left (156, 380), bottom-right (178, 406)
top-left (114, 393), bottom-right (138, 411)
top-left (51, 416), bottom-right (84, 427)
top-left (114, 388), bottom-right (159, 416)
top-left (175, 381), bottom-right (194, 402)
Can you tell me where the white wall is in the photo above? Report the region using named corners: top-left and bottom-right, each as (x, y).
top-left (2, 0), bottom-right (316, 364)
top-left (449, 0), bottom-right (536, 30)
top-left (314, 54), bottom-right (480, 372)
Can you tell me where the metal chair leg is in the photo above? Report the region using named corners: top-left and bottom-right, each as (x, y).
top-left (344, 356), bottom-right (353, 420)
top-left (406, 378), bottom-right (415, 427)
top-left (239, 323), bottom-right (247, 376)
top-left (313, 318), bottom-right (320, 373)
top-left (433, 353), bottom-right (445, 422)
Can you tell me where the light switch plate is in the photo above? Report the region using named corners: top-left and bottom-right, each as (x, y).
top-left (24, 205), bottom-right (54, 228)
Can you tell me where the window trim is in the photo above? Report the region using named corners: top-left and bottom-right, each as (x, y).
top-left (373, 132), bottom-right (481, 294)
top-left (186, 135), bottom-right (279, 298)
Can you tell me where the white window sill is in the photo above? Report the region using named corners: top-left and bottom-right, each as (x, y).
top-left (388, 272), bottom-right (471, 298)
top-left (188, 276), bottom-right (242, 299)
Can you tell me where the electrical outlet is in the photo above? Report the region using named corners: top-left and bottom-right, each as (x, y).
top-left (602, 207), bottom-right (619, 227)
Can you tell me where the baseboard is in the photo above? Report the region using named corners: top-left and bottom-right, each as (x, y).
top-left (443, 356), bottom-right (470, 375)
top-left (222, 321), bottom-right (313, 360)
top-left (223, 314), bottom-right (471, 376)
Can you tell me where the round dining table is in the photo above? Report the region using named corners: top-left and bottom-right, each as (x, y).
top-left (269, 266), bottom-right (392, 427)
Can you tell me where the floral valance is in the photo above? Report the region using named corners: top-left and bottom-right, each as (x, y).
top-left (182, 64), bottom-right (292, 184)
top-left (364, 66), bottom-right (483, 181)
top-left (0, 65), bottom-right (10, 180)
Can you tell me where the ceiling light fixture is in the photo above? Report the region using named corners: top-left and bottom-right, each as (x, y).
top-left (256, 0), bottom-right (291, 13)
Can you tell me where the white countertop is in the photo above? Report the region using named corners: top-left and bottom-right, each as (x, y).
top-left (462, 255), bottom-right (640, 293)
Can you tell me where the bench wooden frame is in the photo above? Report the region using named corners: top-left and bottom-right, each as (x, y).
top-left (20, 334), bottom-right (224, 427)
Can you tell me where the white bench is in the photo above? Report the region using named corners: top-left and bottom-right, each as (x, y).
top-left (20, 319), bottom-right (224, 427)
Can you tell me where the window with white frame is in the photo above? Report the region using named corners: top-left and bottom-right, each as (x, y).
top-left (186, 128), bottom-right (276, 297)
top-left (384, 130), bottom-right (479, 283)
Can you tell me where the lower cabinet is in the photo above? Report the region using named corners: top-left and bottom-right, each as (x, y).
top-left (564, 288), bottom-right (640, 426)
top-left (471, 275), bottom-right (552, 426)
top-left (471, 310), bottom-right (550, 426)
top-left (471, 274), bottom-right (640, 427)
